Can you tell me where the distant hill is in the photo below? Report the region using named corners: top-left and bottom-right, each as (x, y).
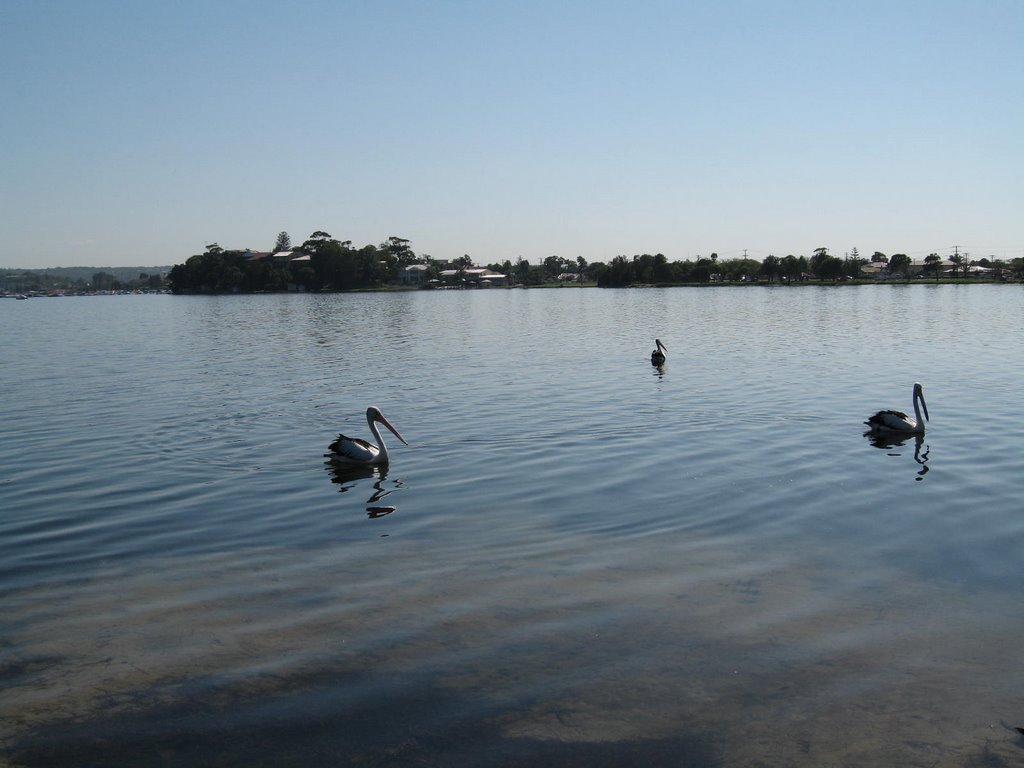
top-left (1, 266), bottom-right (174, 282)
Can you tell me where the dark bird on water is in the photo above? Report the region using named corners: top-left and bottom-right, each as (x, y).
top-left (864, 382), bottom-right (929, 435)
top-left (651, 339), bottom-right (667, 365)
top-left (326, 406), bottom-right (408, 465)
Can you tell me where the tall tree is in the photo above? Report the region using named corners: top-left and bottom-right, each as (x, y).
top-left (543, 255), bottom-right (565, 279)
top-left (819, 256), bottom-right (845, 281)
top-left (810, 247), bottom-right (832, 277)
top-left (888, 253), bottom-right (911, 276)
top-left (781, 255), bottom-right (806, 282)
top-left (273, 231), bottom-right (291, 253)
top-left (382, 236), bottom-right (415, 265)
top-left (843, 252), bottom-right (866, 279)
top-left (760, 255), bottom-right (781, 284)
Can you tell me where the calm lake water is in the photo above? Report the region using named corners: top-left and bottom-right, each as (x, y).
top-left (2, 285), bottom-right (1024, 767)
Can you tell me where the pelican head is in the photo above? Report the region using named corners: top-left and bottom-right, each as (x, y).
top-left (913, 382), bottom-right (929, 424)
top-left (367, 406), bottom-right (408, 447)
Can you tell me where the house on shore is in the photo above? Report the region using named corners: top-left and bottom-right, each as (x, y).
top-left (859, 257), bottom-right (990, 279)
top-left (438, 268), bottom-right (508, 287)
top-left (399, 264), bottom-right (430, 286)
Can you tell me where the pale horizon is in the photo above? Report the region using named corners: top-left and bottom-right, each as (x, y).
top-left (3, 1), bottom-right (1022, 270)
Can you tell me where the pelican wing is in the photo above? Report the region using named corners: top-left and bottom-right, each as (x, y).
top-left (327, 434), bottom-right (379, 463)
top-left (865, 409), bottom-right (913, 431)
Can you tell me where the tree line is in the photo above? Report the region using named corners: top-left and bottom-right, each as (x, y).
top-left (1, 267), bottom-right (167, 294)
top-left (166, 232), bottom-right (1024, 294)
top-left (167, 232), bottom-right (596, 293)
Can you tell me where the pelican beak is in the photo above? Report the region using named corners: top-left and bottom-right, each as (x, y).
top-left (657, 339), bottom-right (667, 352)
top-left (376, 413), bottom-right (409, 445)
top-left (920, 394), bottom-right (929, 422)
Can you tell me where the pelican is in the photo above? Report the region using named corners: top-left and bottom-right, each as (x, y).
top-left (651, 339), bottom-right (667, 365)
top-left (326, 406), bottom-right (408, 465)
top-left (865, 382), bottom-right (929, 434)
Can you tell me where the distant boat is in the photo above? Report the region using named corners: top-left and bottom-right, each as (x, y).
top-left (15, 295), bottom-right (28, 300)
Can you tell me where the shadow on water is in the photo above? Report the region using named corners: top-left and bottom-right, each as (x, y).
top-left (325, 462), bottom-right (404, 518)
top-left (2, 668), bottom-right (725, 768)
top-left (863, 432), bottom-right (931, 480)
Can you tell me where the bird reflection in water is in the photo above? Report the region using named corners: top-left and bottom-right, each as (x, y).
top-left (325, 462), bottom-right (404, 517)
top-left (864, 431), bottom-right (931, 480)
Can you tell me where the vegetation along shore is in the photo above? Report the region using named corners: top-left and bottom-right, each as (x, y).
top-left (163, 233), bottom-right (1024, 293)
top-left (4, 231), bottom-right (1021, 297)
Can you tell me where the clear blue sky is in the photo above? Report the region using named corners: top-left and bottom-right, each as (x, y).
top-left (2, 0), bottom-right (1021, 268)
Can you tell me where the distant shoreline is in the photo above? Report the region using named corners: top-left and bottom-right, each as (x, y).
top-left (6, 277), bottom-right (1018, 299)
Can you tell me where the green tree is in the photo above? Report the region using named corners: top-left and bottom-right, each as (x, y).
top-left (585, 261), bottom-right (606, 283)
top-left (810, 247), bottom-right (832, 277)
top-left (301, 231), bottom-right (333, 254)
top-left (781, 255), bottom-right (806, 282)
top-left (819, 256), bottom-right (845, 281)
top-left (843, 252), bottom-right (865, 279)
top-left (273, 231), bottom-right (291, 252)
top-left (888, 253), bottom-right (911, 277)
top-left (295, 266), bottom-right (317, 290)
top-left (543, 255), bottom-right (565, 279)
top-left (598, 255), bottom-right (634, 287)
top-left (514, 258), bottom-right (530, 285)
top-left (382, 236), bottom-right (415, 265)
top-left (924, 253), bottom-right (942, 280)
top-left (760, 255), bottom-right (781, 284)
top-left (222, 265), bottom-right (244, 290)
top-left (721, 257), bottom-right (760, 282)
top-left (689, 259), bottom-right (712, 283)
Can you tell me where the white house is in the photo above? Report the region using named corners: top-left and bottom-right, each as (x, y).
top-left (439, 268), bottom-right (508, 286)
top-left (400, 264), bottom-right (430, 285)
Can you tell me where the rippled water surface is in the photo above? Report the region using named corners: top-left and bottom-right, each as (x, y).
top-left (3, 286), bottom-right (1024, 767)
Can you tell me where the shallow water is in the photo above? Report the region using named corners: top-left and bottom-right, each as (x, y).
top-left (2, 285), bottom-right (1024, 767)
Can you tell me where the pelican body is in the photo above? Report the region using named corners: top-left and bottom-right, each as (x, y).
top-left (865, 382), bottom-right (929, 434)
top-left (651, 339), bottom-right (667, 365)
top-left (326, 406), bottom-right (408, 465)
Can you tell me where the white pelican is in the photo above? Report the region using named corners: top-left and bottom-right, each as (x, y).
top-left (865, 382), bottom-right (929, 434)
top-left (326, 406), bottom-right (408, 465)
top-left (651, 339), bottom-right (667, 365)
